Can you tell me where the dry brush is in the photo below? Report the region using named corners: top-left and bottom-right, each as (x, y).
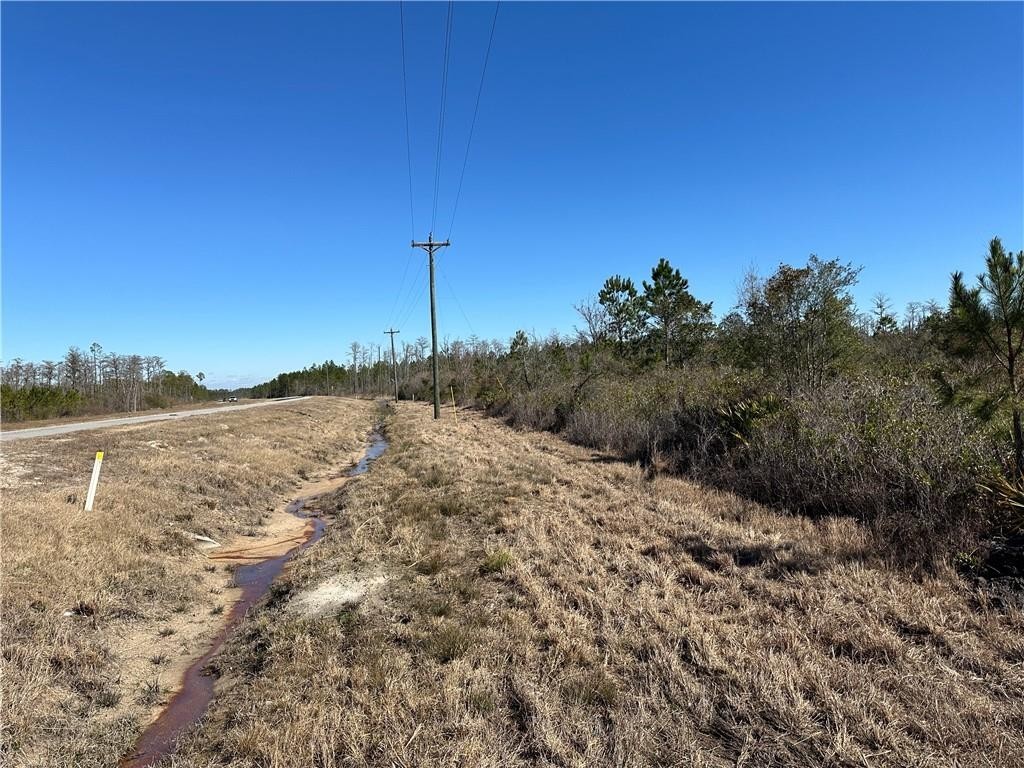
top-left (170, 402), bottom-right (1024, 767)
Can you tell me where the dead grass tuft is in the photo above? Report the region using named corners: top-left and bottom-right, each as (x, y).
top-left (413, 551), bottom-right (448, 576)
top-left (422, 623), bottom-right (476, 663)
top-left (135, 679), bottom-right (165, 707)
top-left (561, 669), bottom-right (618, 707)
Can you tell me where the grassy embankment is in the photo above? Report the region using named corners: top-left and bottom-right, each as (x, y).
top-left (172, 402), bottom-right (1024, 767)
top-left (1, 397), bottom-right (378, 767)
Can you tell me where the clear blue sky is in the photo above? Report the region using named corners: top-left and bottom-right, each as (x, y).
top-left (3, 1), bottom-right (1022, 388)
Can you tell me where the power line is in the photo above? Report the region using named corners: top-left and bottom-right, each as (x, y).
top-left (386, 248), bottom-right (414, 331)
top-left (430, 0), bottom-right (455, 234)
top-left (446, 1), bottom-right (501, 240)
top-left (397, 281), bottom-right (426, 332)
top-left (399, 1), bottom-right (416, 240)
top-left (439, 262), bottom-right (477, 338)
top-left (394, 1), bottom-right (500, 420)
top-left (394, 265), bottom-right (425, 330)
top-left (396, 265), bottom-right (429, 331)
top-left (386, 1), bottom-right (418, 330)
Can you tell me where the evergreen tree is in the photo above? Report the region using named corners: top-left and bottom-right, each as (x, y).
top-left (948, 237), bottom-right (1024, 476)
top-left (641, 258), bottom-right (712, 365)
top-left (598, 275), bottom-right (644, 349)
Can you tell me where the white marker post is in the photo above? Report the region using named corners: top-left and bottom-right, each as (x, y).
top-left (84, 451), bottom-right (104, 512)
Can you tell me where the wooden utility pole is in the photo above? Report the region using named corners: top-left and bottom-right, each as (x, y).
top-left (411, 233), bottom-right (450, 419)
top-left (385, 328), bottom-right (400, 402)
top-left (350, 343), bottom-right (360, 394)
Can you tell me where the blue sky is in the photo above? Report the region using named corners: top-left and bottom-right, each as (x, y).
top-left (2, 1), bottom-right (1022, 388)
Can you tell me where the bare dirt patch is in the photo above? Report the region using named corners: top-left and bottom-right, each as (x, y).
top-left (0, 453), bottom-right (36, 489)
top-left (290, 572), bottom-right (390, 619)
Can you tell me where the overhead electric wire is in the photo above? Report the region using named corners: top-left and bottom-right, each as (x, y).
top-left (439, 262), bottom-right (478, 338)
top-left (385, 240), bottom-right (416, 331)
top-left (391, 1), bottom-right (499, 343)
top-left (385, 0), bottom-right (418, 330)
top-left (397, 267), bottom-right (430, 331)
top-left (430, 0), bottom-right (455, 234)
top-left (394, 263), bottom-right (427, 330)
top-left (446, 1), bottom-right (501, 240)
top-left (399, 1), bottom-right (416, 240)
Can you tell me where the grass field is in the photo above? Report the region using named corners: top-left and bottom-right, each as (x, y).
top-left (3, 398), bottom-right (1022, 766)
top-left (162, 402), bottom-right (1023, 768)
top-left (0, 397), bottom-right (378, 767)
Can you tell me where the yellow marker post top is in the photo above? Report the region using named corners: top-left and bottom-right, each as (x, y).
top-left (96, 451), bottom-right (104, 461)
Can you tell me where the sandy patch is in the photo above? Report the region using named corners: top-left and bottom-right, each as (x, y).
top-left (207, 514), bottom-right (313, 563)
top-left (290, 572), bottom-right (389, 618)
top-left (119, 455), bottom-right (377, 733)
top-left (107, 565), bottom-right (238, 723)
top-left (0, 452), bottom-right (39, 489)
top-left (205, 468), bottom-right (360, 564)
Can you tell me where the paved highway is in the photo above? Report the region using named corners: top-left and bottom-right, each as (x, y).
top-left (0, 397), bottom-right (311, 442)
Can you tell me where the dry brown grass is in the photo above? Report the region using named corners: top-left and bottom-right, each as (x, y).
top-left (0, 397), bottom-right (378, 767)
top-left (167, 402), bottom-right (1024, 767)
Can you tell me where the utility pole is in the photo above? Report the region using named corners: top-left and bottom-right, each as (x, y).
top-left (411, 233), bottom-right (450, 419)
top-left (385, 328), bottom-right (400, 402)
top-left (350, 343), bottom-right (360, 395)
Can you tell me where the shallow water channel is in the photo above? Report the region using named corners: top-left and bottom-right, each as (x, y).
top-left (121, 431), bottom-right (388, 768)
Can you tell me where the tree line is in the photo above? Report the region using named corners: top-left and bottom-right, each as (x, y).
top-left (248, 337), bottom-right (506, 402)
top-left (1, 344), bottom-right (222, 421)
top-left (258, 237), bottom-right (1021, 569)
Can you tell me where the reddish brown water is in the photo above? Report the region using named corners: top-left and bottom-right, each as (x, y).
top-left (120, 432), bottom-right (387, 768)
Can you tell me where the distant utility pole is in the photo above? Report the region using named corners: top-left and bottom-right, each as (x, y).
top-left (385, 328), bottom-right (400, 402)
top-left (412, 233), bottom-right (450, 419)
top-left (350, 345), bottom-right (359, 394)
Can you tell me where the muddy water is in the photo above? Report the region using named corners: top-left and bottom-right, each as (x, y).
top-left (121, 432), bottom-right (388, 768)
top-left (350, 428), bottom-right (389, 473)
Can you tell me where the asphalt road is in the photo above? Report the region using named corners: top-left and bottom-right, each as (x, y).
top-left (0, 397), bottom-right (311, 442)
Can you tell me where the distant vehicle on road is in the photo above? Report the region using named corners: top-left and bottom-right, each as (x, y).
top-left (228, 396), bottom-right (238, 402)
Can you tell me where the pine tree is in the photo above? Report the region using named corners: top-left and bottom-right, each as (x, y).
top-left (641, 258), bottom-right (712, 366)
top-left (598, 275), bottom-right (644, 349)
top-left (948, 237), bottom-right (1024, 476)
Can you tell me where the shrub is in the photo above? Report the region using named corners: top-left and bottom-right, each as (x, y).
top-left (706, 376), bottom-right (995, 563)
top-left (1, 384), bottom-right (83, 421)
top-left (480, 363), bottom-right (996, 564)
top-left (143, 393), bottom-right (170, 409)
